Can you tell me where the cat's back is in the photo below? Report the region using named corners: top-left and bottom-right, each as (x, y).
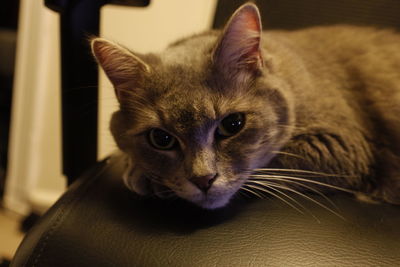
top-left (268, 25), bottom-right (400, 151)
top-left (263, 25), bottom-right (400, 59)
top-left (279, 25), bottom-right (400, 107)
top-left (264, 25), bottom-right (400, 82)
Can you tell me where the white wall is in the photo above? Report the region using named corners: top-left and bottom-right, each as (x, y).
top-left (4, 0), bottom-right (66, 215)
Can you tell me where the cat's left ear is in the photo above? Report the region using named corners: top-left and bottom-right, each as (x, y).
top-left (213, 3), bottom-right (263, 78)
top-left (91, 38), bottom-right (150, 101)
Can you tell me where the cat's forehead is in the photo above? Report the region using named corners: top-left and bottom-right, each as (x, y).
top-left (158, 87), bottom-right (217, 134)
top-left (159, 33), bottom-right (216, 67)
top-left (140, 55), bottom-right (218, 136)
top-left (147, 64), bottom-right (252, 130)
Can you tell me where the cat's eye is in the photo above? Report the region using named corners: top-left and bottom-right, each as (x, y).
top-left (216, 113), bottom-right (245, 138)
top-left (148, 129), bottom-right (177, 150)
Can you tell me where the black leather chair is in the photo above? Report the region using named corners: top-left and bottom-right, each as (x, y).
top-left (11, 1), bottom-right (400, 266)
top-left (11, 153), bottom-right (400, 266)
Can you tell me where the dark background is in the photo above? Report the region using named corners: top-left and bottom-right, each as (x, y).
top-left (0, 0), bottom-right (19, 201)
top-left (213, 0), bottom-right (400, 29)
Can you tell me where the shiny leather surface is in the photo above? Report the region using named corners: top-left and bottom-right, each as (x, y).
top-left (12, 154), bottom-right (400, 266)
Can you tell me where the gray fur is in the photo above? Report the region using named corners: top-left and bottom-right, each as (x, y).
top-left (93, 4), bottom-right (400, 209)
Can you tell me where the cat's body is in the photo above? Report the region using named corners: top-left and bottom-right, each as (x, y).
top-left (92, 4), bottom-right (400, 209)
top-left (255, 26), bottom-right (400, 202)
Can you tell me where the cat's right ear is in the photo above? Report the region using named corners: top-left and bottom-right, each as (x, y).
top-left (212, 3), bottom-right (263, 82)
top-left (91, 38), bottom-right (150, 101)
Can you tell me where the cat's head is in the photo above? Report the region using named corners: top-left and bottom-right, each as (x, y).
top-left (92, 3), bottom-right (294, 209)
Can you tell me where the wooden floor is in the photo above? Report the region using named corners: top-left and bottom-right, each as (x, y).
top-left (0, 209), bottom-right (24, 260)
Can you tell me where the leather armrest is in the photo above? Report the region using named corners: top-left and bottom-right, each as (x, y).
top-left (12, 154), bottom-right (400, 266)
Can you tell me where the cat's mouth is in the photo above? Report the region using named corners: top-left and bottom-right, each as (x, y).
top-left (123, 164), bottom-right (241, 209)
top-left (144, 175), bottom-right (235, 209)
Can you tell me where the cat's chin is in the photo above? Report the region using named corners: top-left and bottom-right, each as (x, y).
top-left (192, 197), bottom-right (231, 210)
top-left (179, 190), bottom-right (235, 210)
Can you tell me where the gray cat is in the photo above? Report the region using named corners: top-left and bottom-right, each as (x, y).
top-left (91, 3), bottom-right (400, 209)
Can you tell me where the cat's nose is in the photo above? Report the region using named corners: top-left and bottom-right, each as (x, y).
top-left (190, 174), bottom-right (218, 193)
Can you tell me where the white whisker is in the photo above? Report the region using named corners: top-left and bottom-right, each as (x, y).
top-left (248, 181), bottom-right (324, 222)
top-left (271, 150), bottom-right (307, 160)
top-left (251, 176), bottom-right (339, 210)
top-left (241, 186), bottom-right (264, 199)
top-left (243, 184), bottom-right (305, 214)
top-left (253, 180), bottom-right (346, 220)
top-left (238, 190), bottom-right (252, 199)
top-left (250, 174), bottom-right (355, 193)
top-left (254, 168), bottom-right (354, 178)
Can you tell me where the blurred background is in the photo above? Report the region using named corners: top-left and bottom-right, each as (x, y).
top-left (0, 0), bottom-right (18, 205)
top-left (0, 0), bottom-right (21, 263)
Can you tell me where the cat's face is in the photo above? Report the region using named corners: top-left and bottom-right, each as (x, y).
top-left (92, 4), bottom-right (293, 209)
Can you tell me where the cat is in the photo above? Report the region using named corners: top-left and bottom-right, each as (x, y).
top-left (91, 3), bottom-right (400, 209)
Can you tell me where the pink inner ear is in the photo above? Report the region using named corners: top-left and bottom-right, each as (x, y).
top-left (92, 40), bottom-right (129, 100)
top-left (214, 4), bottom-right (263, 73)
top-left (92, 39), bottom-right (150, 102)
top-left (239, 5), bottom-right (262, 33)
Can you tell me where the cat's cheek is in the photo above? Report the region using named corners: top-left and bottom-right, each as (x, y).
top-left (122, 162), bottom-right (150, 196)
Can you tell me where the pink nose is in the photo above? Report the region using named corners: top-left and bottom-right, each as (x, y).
top-left (190, 174), bottom-right (217, 193)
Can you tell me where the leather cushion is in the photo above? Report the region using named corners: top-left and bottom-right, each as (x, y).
top-left (12, 154), bottom-right (400, 266)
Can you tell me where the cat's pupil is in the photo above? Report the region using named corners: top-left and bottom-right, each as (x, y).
top-left (217, 113), bottom-right (245, 137)
top-left (148, 129), bottom-right (176, 150)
